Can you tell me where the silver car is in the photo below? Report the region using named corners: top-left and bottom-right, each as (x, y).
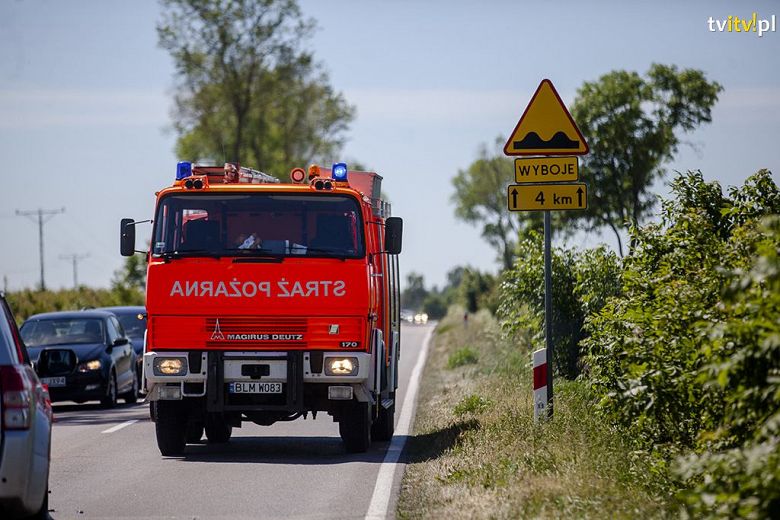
top-left (0, 294), bottom-right (52, 519)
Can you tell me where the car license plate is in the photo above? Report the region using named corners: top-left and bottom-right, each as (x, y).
top-left (229, 382), bottom-right (282, 394)
top-left (41, 376), bottom-right (66, 387)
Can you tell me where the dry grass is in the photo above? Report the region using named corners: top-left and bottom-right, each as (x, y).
top-left (397, 307), bottom-right (673, 519)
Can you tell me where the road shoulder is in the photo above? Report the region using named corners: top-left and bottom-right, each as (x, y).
top-left (396, 308), bottom-right (670, 519)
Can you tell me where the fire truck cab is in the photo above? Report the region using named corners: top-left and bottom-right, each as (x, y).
top-left (120, 162), bottom-right (402, 455)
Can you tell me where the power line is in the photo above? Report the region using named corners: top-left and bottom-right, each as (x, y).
top-left (60, 253), bottom-right (89, 288)
top-left (16, 207), bottom-right (66, 291)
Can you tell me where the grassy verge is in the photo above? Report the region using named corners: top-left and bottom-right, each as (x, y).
top-left (397, 308), bottom-right (673, 519)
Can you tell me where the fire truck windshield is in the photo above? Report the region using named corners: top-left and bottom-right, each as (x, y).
top-left (152, 193), bottom-right (365, 259)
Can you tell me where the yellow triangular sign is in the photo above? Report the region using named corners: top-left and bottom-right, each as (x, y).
top-left (504, 79), bottom-right (589, 156)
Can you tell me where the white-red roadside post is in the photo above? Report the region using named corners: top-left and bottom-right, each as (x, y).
top-left (533, 348), bottom-right (548, 421)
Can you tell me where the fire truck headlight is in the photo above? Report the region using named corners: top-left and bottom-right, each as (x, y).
top-left (153, 357), bottom-right (188, 376)
top-left (325, 357), bottom-right (358, 376)
top-left (332, 162), bottom-right (348, 181)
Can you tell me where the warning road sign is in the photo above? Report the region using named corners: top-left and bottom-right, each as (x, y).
top-left (515, 156), bottom-right (578, 183)
top-left (507, 183), bottom-right (588, 211)
top-left (503, 79), bottom-right (589, 156)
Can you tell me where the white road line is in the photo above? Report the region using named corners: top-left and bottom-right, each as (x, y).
top-left (365, 326), bottom-right (435, 520)
top-left (101, 420), bottom-right (138, 434)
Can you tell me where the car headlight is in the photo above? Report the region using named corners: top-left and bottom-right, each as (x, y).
top-left (77, 359), bottom-right (102, 372)
top-left (153, 357), bottom-right (188, 376)
top-left (324, 357), bottom-right (358, 376)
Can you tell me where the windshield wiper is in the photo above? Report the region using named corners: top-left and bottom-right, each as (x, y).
top-left (222, 248), bottom-right (286, 263)
top-left (305, 247), bottom-right (353, 259)
top-left (223, 247), bottom-right (285, 257)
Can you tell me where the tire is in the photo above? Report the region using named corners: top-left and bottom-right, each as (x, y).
top-left (371, 396), bottom-right (395, 442)
top-left (122, 368), bottom-right (139, 404)
top-left (149, 401), bottom-right (157, 422)
top-left (339, 401), bottom-right (371, 453)
top-left (186, 422), bottom-right (204, 443)
top-left (205, 415), bottom-right (232, 444)
top-left (155, 400), bottom-right (187, 456)
top-left (100, 371), bottom-right (117, 408)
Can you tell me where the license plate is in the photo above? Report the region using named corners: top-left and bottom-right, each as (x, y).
top-left (41, 376), bottom-right (66, 387)
top-left (229, 381), bottom-right (282, 394)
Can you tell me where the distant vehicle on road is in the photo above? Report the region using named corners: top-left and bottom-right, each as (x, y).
top-left (413, 313), bottom-right (428, 325)
top-left (0, 292), bottom-right (52, 519)
top-left (97, 306), bottom-right (147, 387)
top-left (20, 310), bottom-right (138, 407)
top-left (400, 309), bottom-right (414, 323)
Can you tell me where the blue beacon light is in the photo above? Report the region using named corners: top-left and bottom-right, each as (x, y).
top-left (176, 161), bottom-right (193, 180)
top-left (332, 162), bottom-right (348, 181)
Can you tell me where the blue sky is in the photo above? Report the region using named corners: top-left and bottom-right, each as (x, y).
top-left (1, 0), bottom-right (778, 291)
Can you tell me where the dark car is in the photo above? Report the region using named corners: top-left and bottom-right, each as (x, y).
top-left (20, 310), bottom-right (138, 407)
top-left (0, 293), bottom-right (52, 519)
top-left (97, 306), bottom-right (146, 387)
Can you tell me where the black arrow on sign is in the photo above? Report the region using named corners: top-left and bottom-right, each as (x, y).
top-left (511, 188), bottom-right (518, 208)
top-left (576, 187), bottom-right (583, 207)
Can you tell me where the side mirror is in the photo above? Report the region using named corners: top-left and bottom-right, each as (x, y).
top-left (120, 218), bottom-right (136, 257)
top-left (384, 217), bottom-right (403, 255)
top-left (113, 337), bottom-right (130, 347)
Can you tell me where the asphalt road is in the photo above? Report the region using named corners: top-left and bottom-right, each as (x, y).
top-left (46, 323), bottom-right (433, 520)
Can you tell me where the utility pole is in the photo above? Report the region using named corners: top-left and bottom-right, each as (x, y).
top-left (60, 253), bottom-right (89, 288)
top-left (16, 207), bottom-right (65, 291)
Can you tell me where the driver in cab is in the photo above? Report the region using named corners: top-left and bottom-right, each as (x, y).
top-left (235, 232), bottom-right (262, 250)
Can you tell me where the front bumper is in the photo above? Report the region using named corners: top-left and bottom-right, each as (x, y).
top-left (38, 370), bottom-right (107, 403)
top-left (144, 350), bottom-right (372, 410)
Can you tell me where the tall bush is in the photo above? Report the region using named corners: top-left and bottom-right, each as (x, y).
top-left (676, 216), bottom-right (780, 517)
top-left (499, 234), bottom-right (621, 378)
top-left (583, 170), bottom-right (780, 517)
top-left (6, 287), bottom-right (144, 323)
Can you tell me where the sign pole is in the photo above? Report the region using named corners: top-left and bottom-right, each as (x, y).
top-left (502, 78), bottom-right (589, 422)
top-left (543, 210), bottom-right (554, 418)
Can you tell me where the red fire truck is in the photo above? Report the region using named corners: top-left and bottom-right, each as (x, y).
top-left (120, 162), bottom-right (402, 455)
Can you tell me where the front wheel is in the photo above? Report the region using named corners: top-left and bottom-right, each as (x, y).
top-left (339, 401), bottom-right (371, 453)
top-left (122, 368), bottom-right (139, 404)
top-left (205, 415), bottom-right (232, 443)
top-left (186, 422), bottom-right (204, 443)
top-left (155, 401), bottom-right (187, 456)
top-left (100, 371), bottom-right (117, 408)
top-left (371, 395), bottom-right (395, 442)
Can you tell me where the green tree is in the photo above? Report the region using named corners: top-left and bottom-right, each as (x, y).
top-left (158, 0), bottom-right (354, 174)
top-left (571, 64), bottom-right (722, 255)
top-left (401, 272), bottom-right (428, 311)
top-left (111, 254), bottom-right (146, 296)
top-left (422, 292), bottom-right (447, 320)
top-left (452, 138), bottom-right (544, 270)
top-left (458, 268), bottom-right (498, 315)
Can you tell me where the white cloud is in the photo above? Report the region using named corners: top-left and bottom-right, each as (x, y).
top-left (0, 88), bottom-right (170, 128)
top-left (344, 86), bottom-right (780, 125)
top-left (345, 87), bottom-right (537, 123)
top-left (718, 87), bottom-right (780, 108)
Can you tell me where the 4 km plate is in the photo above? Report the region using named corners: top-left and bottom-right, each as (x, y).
top-left (41, 376), bottom-right (66, 387)
top-left (228, 381), bottom-right (282, 394)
